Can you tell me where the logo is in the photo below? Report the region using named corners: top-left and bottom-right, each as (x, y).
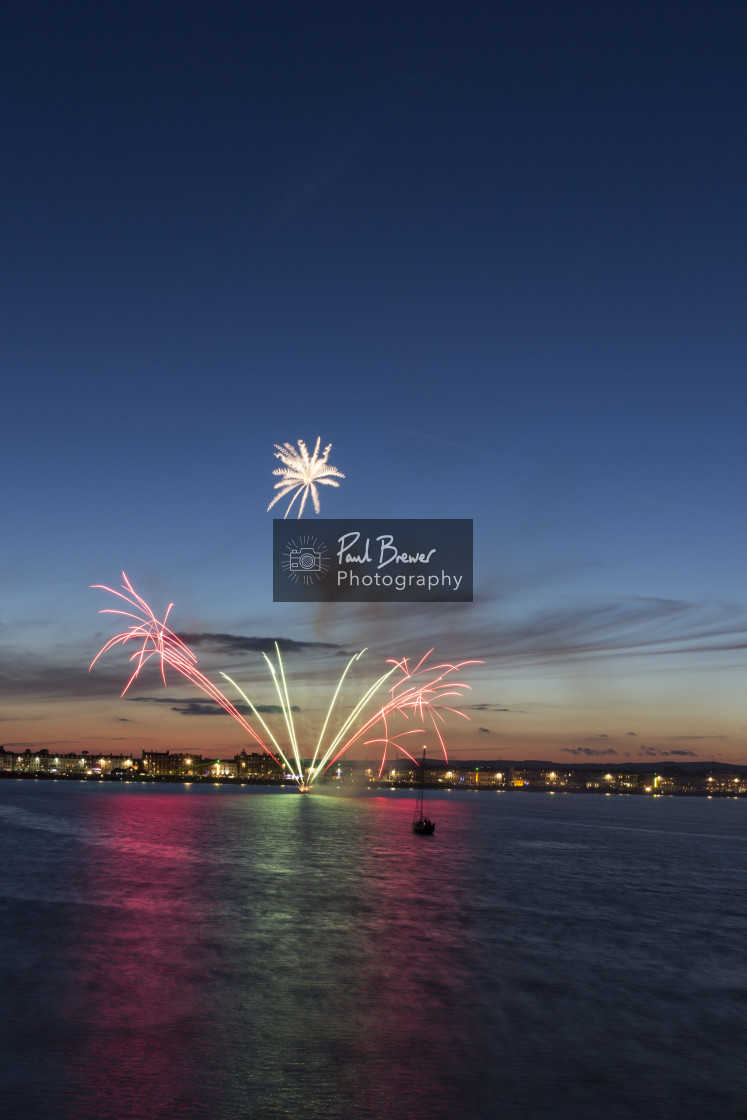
top-left (273, 520), bottom-right (473, 602)
top-left (281, 535), bottom-right (330, 586)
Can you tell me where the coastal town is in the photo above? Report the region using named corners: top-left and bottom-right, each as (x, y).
top-left (2, 745), bottom-right (745, 796)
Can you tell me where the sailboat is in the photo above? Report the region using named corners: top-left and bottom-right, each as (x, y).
top-left (412, 747), bottom-right (435, 834)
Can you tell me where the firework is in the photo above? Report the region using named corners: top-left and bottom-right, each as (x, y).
top-left (88, 574), bottom-right (290, 762)
top-left (313, 648), bottom-right (482, 780)
top-left (267, 437), bottom-right (344, 519)
top-left (226, 645), bottom-right (480, 784)
top-left (91, 575), bottom-right (480, 788)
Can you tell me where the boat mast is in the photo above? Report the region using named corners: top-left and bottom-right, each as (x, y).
top-left (418, 745), bottom-right (426, 816)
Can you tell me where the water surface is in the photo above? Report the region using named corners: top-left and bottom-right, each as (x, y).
top-left (1, 782), bottom-right (745, 1119)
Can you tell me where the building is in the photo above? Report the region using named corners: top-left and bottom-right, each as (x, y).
top-left (142, 751), bottom-right (202, 776)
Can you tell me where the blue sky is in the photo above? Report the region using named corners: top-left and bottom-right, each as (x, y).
top-left (1, 1), bottom-right (745, 764)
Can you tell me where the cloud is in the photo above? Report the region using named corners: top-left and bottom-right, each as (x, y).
top-left (321, 593), bottom-right (747, 676)
top-left (470, 703), bottom-right (517, 712)
top-left (176, 633), bottom-right (343, 655)
top-left (389, 426), bottom-right (479, 454)
top-left (666, 735), bottom-right (729, 741)
top-left (4, 738), bottom-right (97, 749)
top-left (478, 727), bottom-right (491, 734)
top-left (172, 701), bottom-right (297, 718)
top-left (627, 731), bottom-right (637, 736)
top-left (561, 747), bottom-right (618, 756)
top-left (462, 597), bottom-right (747, 667)
top-left (0, 630), bottom-right (347, 705)
top-left (639, 745), bottom-right (701, 758)
top-left (170, 702), bottom-right (238, 717)
top-left (126, 696), bottom-right (298, 717)
top-left (0, 660), bottom-right (109, 700)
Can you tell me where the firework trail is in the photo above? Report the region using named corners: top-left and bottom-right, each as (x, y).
top-left (88, 574), bottom-right (292, 764)
top-left (267, 437), bottom-right (344, 518)
top-left (363, 649), bottom-right (482, 779)
top-left (226, 644), bottom-right (480, 784)
top-left (335, 650), bottom-right (481, 778)
top-left (91, 575), bottom-right (480, 788)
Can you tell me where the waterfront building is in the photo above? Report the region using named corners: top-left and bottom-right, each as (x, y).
top-left (0, 746), bottom-right (136, 775)
top-left (206, 759), bottom-right (238, 778)
top-left (1, 745), bottom-right (745, 793)
top-left (234, 750), bottom-right (283, 781)
top-left (142, 751), bottom-right (202, 776)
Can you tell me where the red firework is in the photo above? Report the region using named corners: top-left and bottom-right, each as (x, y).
top-left (91, 574), bottom-right (482, 784)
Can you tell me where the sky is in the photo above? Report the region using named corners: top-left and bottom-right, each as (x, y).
top-left (1, 0), bottom-right (746, 767)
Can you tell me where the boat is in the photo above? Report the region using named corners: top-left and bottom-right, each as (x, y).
top-left (412, 747), bottom-right (435, 834)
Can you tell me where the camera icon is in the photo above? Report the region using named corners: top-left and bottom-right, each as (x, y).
top-left (288, 546), bottom-right (323, 573)
top-left (281, 535), bottom-right (329, 587)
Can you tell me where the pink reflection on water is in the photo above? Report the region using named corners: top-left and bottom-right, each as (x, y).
top-left (57, 791), bottom-right (218, 1120)
top-left (345, 792), bottom-right (499, 1117)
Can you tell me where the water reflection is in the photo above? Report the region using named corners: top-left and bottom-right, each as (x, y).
top-left (54, 791), bottom-right (214, 1119)
top-left (1, 784), bottom-right (746, 1119)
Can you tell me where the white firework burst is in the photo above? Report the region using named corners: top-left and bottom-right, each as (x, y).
top-left (267, 437), bottom-right (345, 518)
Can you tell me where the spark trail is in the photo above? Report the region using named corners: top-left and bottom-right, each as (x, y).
top-left (91, 575), bottom-right (480, 788)
top-left (88, 574), bottom-right (294, 765)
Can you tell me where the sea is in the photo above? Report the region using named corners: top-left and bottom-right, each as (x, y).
top-left (0, 780), bottom-right (745, 1120)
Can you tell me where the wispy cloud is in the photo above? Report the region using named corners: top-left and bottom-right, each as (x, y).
top-left (666, 735), bottom-right (729, 741)
top-left (470, 703), bottom-right (517, 712)
top-left (3, 736), bottom-right (152, 748)
top-left (464, 596), bottom-right (747, 667)
top-left (334, 594), bottom-right (747, 669)
top-left (639, 745), bottom-right (700, 758)
top-left (126, 696), bottom-right (298, 717)
top-left (562, 747), bottom-right (618, 756)
top-left (3, 739), bottom-right (81, 749)
top-left (0, 631), bottom-right (345, 703)
top-left (177, 632), bottom-right (343, 655)
top-left (389, 426), bottom-right (479, 454)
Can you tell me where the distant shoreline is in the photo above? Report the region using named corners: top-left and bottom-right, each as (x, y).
top-left (1, 771), bottom-right (745, 798)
